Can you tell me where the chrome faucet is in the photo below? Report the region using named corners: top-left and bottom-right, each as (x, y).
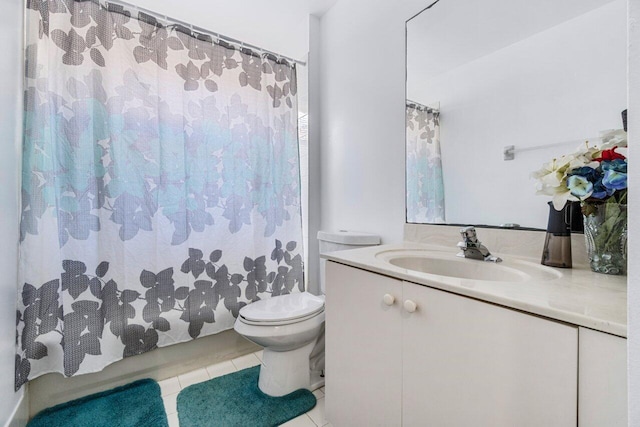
top-left (456, 226), bottom-right (502, 263)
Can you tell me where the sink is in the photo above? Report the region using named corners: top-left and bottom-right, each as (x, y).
top-left (376, 250), bottom-right (562, 282)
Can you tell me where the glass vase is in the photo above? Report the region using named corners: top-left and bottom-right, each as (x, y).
top-left (582, 201), bottom-right (627, 275)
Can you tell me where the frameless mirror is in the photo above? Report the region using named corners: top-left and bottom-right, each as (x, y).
top-left (406, 0), bottom-right (627, 229)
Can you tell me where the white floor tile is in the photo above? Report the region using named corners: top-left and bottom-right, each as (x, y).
top-left (312, 389), bottom-right (324, 399)
top-left (231, 353), bottom-right (261, 371)
top-left (280, 414), bottom-right (317, 427)
top-left (178, 368), bottom-right (209, 388)
top-left (167, 412), bottom-right (180, 427)
top-left (162, 392), bottom-right (178, 415)
top-left (205, 360), bottom-right (237, 379)
top-left (254, 349), bottom-right (264, 361)
top-left (158, 377), bottom-right (181, 396)
top-left (306, 397), bottom-right (327, 427)
top-left (319, 386), bottom-right (325, 395)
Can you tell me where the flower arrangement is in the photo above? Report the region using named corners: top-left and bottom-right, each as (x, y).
top-left (532, 129), bottom-right (628, 275)
top-left (532, 129), bottom-right (627, 210)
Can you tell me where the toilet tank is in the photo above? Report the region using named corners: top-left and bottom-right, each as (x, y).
top-left (317, 230), bottom-right (380, 294)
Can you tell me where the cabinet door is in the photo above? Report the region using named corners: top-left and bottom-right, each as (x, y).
top-left (325, 262), bottom-right (403, 426)
top-left (579, 327), bottom-right (627, 426)
top-left (402, 282), bottom-right (578, 427)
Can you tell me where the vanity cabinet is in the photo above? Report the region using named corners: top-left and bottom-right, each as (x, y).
top-left (325, 261), bottom-right (579, 426)
top-left (324, 261), bottom-right (404, 425)
top-left (578, 327), bottom-right (627, 426)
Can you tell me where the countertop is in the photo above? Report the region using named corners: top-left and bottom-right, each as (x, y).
top-left (322, 242), bottom-right (627, 337)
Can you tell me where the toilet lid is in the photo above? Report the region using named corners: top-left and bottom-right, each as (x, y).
top-left (239, 292), bottom-right (325, 323)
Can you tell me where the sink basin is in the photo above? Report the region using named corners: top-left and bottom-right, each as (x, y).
top-left (376, 250), bottom-right (561, 282)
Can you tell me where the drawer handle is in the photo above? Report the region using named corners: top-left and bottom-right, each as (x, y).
top-left (403, 299), bottom-right (417, 313)
top-left (383, 294), bottom-right (395, 306)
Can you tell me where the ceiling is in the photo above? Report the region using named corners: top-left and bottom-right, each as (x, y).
top-left (407, 0), bottom-right (619, 79)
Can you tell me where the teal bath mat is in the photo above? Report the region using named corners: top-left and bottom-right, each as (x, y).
top-left (28, 379), bottom-right (168, 427)
top-left (177, 365), bottom-right (316, 427)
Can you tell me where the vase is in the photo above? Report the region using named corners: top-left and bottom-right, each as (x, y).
top-left (541, 202), bottom-right (572, 268)
top-left (582, 201), bottom-right (627, 275)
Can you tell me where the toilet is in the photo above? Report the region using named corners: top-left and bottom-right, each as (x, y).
top-left (234, 230), bottom-right (380, 396)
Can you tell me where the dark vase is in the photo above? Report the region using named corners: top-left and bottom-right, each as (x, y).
top-left (541, 202), bottom-right (572, 268)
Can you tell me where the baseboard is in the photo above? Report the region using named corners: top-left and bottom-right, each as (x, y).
top-left (4, 389), bottom-right (29, 427)
top-left (28, 329), bottom-right (259, 417)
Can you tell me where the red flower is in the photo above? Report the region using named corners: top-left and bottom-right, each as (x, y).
top-left (595, 146), bottom-right (626, 162)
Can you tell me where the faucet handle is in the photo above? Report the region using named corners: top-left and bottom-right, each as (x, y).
top-left (459, 226), bottom-right (479, 245)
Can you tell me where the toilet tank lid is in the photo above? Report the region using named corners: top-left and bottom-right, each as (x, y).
top-left (317, 230), bottom-right (381, 245)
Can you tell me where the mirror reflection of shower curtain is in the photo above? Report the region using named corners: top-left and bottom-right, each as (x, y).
top-left (406, 102), bottom-right (445, 223)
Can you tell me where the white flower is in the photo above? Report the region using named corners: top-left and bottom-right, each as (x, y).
top-left (532, 129), bottom-right (628, 210)
top-left (535, 180), bottom-right (579, 210)
top-left (600, 129), bottom-right (627, 149)
top-left (531, 156), bottom-right (571, 186)
top-left (568, 142), bottom-right (599, 169)
top-left (531, 156), bottom-right (578, 210)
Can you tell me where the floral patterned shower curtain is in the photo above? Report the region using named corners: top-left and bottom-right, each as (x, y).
top-left (406, 102), bottom-right (445, 223)
top-left (16, 0), bottom-right (303, 389)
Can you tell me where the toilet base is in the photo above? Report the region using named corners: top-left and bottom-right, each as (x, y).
top-left (259, 340), bottom-right (316, 396)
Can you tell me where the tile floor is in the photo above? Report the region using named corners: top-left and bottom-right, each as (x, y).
top-left (157, 350), bottom-right (331, 427)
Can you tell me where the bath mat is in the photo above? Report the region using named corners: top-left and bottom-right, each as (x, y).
top-left (27, 378), bottom-right (168, 427)
top-left (177, 365), bottom-right (316, 427)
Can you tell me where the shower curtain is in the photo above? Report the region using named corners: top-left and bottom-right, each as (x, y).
top-left (16, 0), bottom-right (303, 389)
top-left (406, 102), bottom-right (445, 223)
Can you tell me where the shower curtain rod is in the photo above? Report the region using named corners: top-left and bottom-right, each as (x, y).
top-left (406, 100), bottom-right (440, 112)
top-left (101, 0), bottom-right (307, 66)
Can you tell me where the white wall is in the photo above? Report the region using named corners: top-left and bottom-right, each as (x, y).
top-left (307, 15), bottom-right (323, 293)
top-left (409, 1), bottom-right (626, 229)
top-left (318, 0), bottom-right (428, 244)
top-left (628, 0), bottom-right (640, 423)
top-left (0, 0), bottom-right (24, 425)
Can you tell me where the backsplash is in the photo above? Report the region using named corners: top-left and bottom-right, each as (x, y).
top-left (404, 224), bottom-right (589, 267)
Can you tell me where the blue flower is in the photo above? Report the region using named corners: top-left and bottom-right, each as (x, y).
top-left (567, 175), bottom-right (594, 199)
top-left (602, 170), bottom-right (627, 190)
top-left (590, 178), bottom-right (615, 199)
top-left (568, 166), bottom-right (598, 181)
top-left (601, 159), bottom-right (627, 173)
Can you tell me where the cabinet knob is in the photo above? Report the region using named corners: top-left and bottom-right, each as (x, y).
top-left (403, 299), bottom-right (418, 313)
top-left (383, 294), bottom-right (395, 306)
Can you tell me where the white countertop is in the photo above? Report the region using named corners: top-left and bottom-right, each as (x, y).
top-left (322, 242), bottom-right (627, 337)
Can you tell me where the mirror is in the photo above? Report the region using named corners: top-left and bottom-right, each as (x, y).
top-left (406, 0), bottom-right (627, 229)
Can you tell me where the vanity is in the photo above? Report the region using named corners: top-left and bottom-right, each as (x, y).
top-left (323, 0), bottom-right (629, 424)
top-left (323, 227), bottom-right (627, 427)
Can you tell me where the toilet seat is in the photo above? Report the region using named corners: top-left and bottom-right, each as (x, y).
top-left (238, 309), bottom-right (324, 326)
top-left (239, 292), bottom-right (325, 326)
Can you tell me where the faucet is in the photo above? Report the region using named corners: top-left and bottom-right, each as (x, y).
top-left (456, 226), bottom-right (502, 263)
